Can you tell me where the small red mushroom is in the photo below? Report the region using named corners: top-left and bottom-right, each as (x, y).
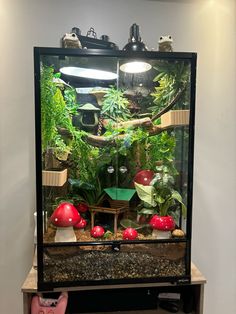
top-left (50, 202), bottom-right (81, 242)
top-left (75, 202), bottom-right (89, 213)
top-left (122, 227), bottom-right (138, 240)
top-left (90, 226), bottom-right (105, 238)
top-left (149, 215), bottom-right (175, 239)
top-left (74, 217), bottom-right (87, 231)
top-left (133, 170), bottom-right (154, 186)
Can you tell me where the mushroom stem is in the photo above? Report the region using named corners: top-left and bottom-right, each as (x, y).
top-left (55, 226), bottom-right (77, 242)
top-left (152, 229), bottom-right (171, 239)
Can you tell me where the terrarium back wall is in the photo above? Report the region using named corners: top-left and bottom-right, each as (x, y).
top-left (0, 0), bottom-right (236, 313)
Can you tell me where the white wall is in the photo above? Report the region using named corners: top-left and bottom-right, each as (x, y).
top-left (0, 0), bottom-right (235, 313)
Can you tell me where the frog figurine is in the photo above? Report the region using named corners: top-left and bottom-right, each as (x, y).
top-left (62, 32), bottom-right (82, 48)
top-left (158, 35), bottom-right (173, 52)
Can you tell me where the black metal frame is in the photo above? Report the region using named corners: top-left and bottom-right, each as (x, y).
top-left (34, 47), bottom-right (197, 291)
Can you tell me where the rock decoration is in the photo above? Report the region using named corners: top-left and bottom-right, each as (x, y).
top-left (172, 229), bottom-right (185, 238)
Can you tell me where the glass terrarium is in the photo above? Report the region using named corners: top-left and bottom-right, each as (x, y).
top-left (34, 47), bottom-right (196, 290)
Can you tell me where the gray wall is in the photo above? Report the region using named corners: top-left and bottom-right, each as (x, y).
top-left (0, 0), bottom-right (236, 313)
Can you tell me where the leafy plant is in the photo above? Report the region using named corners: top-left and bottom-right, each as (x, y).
top-left (150, 61), bottom-right (190, 115)
top-left (64, 87), bottom-right (80, 116)
top-left (68, 178), bottom-right (104, 206)
top-left (40, 66), bottom-right (74, 166)
top-left (69, 129), bottom-right (99, 179)
top-left (103, 123), bottom-right (149, 156)
top-left (101, 86), bottom-right (131, 121)
top-left (41, 65), bottom-right (58, 153)
top-left (139, 131), bottom-right (178, 176)
top-left (134, 164), bottom-right (186, 220)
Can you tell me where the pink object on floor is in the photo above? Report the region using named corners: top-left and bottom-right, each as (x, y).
top-left (31, 292), bottom-right (68, 314)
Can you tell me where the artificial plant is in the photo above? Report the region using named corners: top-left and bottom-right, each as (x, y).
top-left (150, 61), bottom-right (190, 119)
top-left (134, 163), bottom-right (186, 220)
top-left (101, 86), bottom-right (131, 122)
top-left (137, 131), bottom-right (178, 176)
top-left (40, 66), bottom-right (75, 167)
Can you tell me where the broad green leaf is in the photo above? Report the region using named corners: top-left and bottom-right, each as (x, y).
top-left (68, 178), bottom-right (95, 190)
top-left (171, 190), bottom-right (182, 202)
top-left (171, 191), bottom-right (187, 218)
top-left (134, 182), bottom-right (157, 207)
top-left (120, 219), bottom-right (143, 230)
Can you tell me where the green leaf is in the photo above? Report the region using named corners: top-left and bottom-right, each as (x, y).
top-left (54, 72), bottom-right (61, 78)
top-left (155, 194), bottom-right (166, 204)
top-left (120, 219), bottom-right (144, 230)
top-left (171, 190), bottom-right (183, 202)
top-left (138, 208), bottom-right (155, 215)
top-left (134, 182), bottom-right (157, 207)
top-left (68, 178), bottom-right (95, 190)
top-left (171, 191), bottom-right (187, 218)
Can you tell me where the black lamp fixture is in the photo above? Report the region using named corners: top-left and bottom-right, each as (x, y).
top-left (123, 23), bottom-right (148, 52)
top-left (120, 23), bottom-right (152, 73)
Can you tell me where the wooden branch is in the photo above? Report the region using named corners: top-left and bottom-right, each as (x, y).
top-left (151, 84), bottom-right (187, 122)
top-left (148, 125), bottom-right (163, 136)
top-left (113, 117), bottom-right (153, 129)
top-left (84, 124), bottom-right (163, 148)
top-left (84, 134), bottom-right (119, 147)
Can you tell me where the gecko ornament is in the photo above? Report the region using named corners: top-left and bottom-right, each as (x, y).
top-left (62, 32), bottom-right (82, 48)
top-left (158, 35), bottom-right (173, 52)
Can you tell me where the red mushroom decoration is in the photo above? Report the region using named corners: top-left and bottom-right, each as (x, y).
top-left (133, 170), bottom-right (154, 186)
top-left (149, 214), bottom-right (175, 239)
top-left (122, 227), bottom-right (138, 240)
top-left (74, 217), bottom-right (87, 231)
top-left (50, 202), bottom-right (81, 242)
top-left (75, 202), bottom-right (89, 213)
top-left (90, 226), bottom-right (105, 238)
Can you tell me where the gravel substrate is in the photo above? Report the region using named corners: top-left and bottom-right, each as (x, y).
top-left (43, 247), bottom-right (185, 283)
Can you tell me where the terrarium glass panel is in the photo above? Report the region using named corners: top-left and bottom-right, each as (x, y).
top-left (35, 48), bottom-right (196, 289)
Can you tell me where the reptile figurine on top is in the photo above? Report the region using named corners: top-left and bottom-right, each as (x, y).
top-left (62, 32), bottom-right (82, 48)
top-left (158, 35), bottom-right (173, 52)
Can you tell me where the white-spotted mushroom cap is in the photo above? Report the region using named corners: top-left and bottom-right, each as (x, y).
top-left (149, 214), bottom-right (175, 231)
top-left (90, 226), bottom-right (105, 238)
top-left (50, 202), bottom-right (81, 227)
top-left (74, 217), bottom-right (87, 229)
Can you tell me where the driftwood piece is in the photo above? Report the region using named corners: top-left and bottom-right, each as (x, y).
top-left (148, 125), bottom-right (163, 135)
top-left (84, 124), bottom-right (163, 147)
top-left (84, 134), bottom-right (123, 147)
top-left (114, 117), bottom-right (153, 129)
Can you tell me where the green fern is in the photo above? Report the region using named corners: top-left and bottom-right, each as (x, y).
top-left (101, 86), bottom-right (131, 121)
